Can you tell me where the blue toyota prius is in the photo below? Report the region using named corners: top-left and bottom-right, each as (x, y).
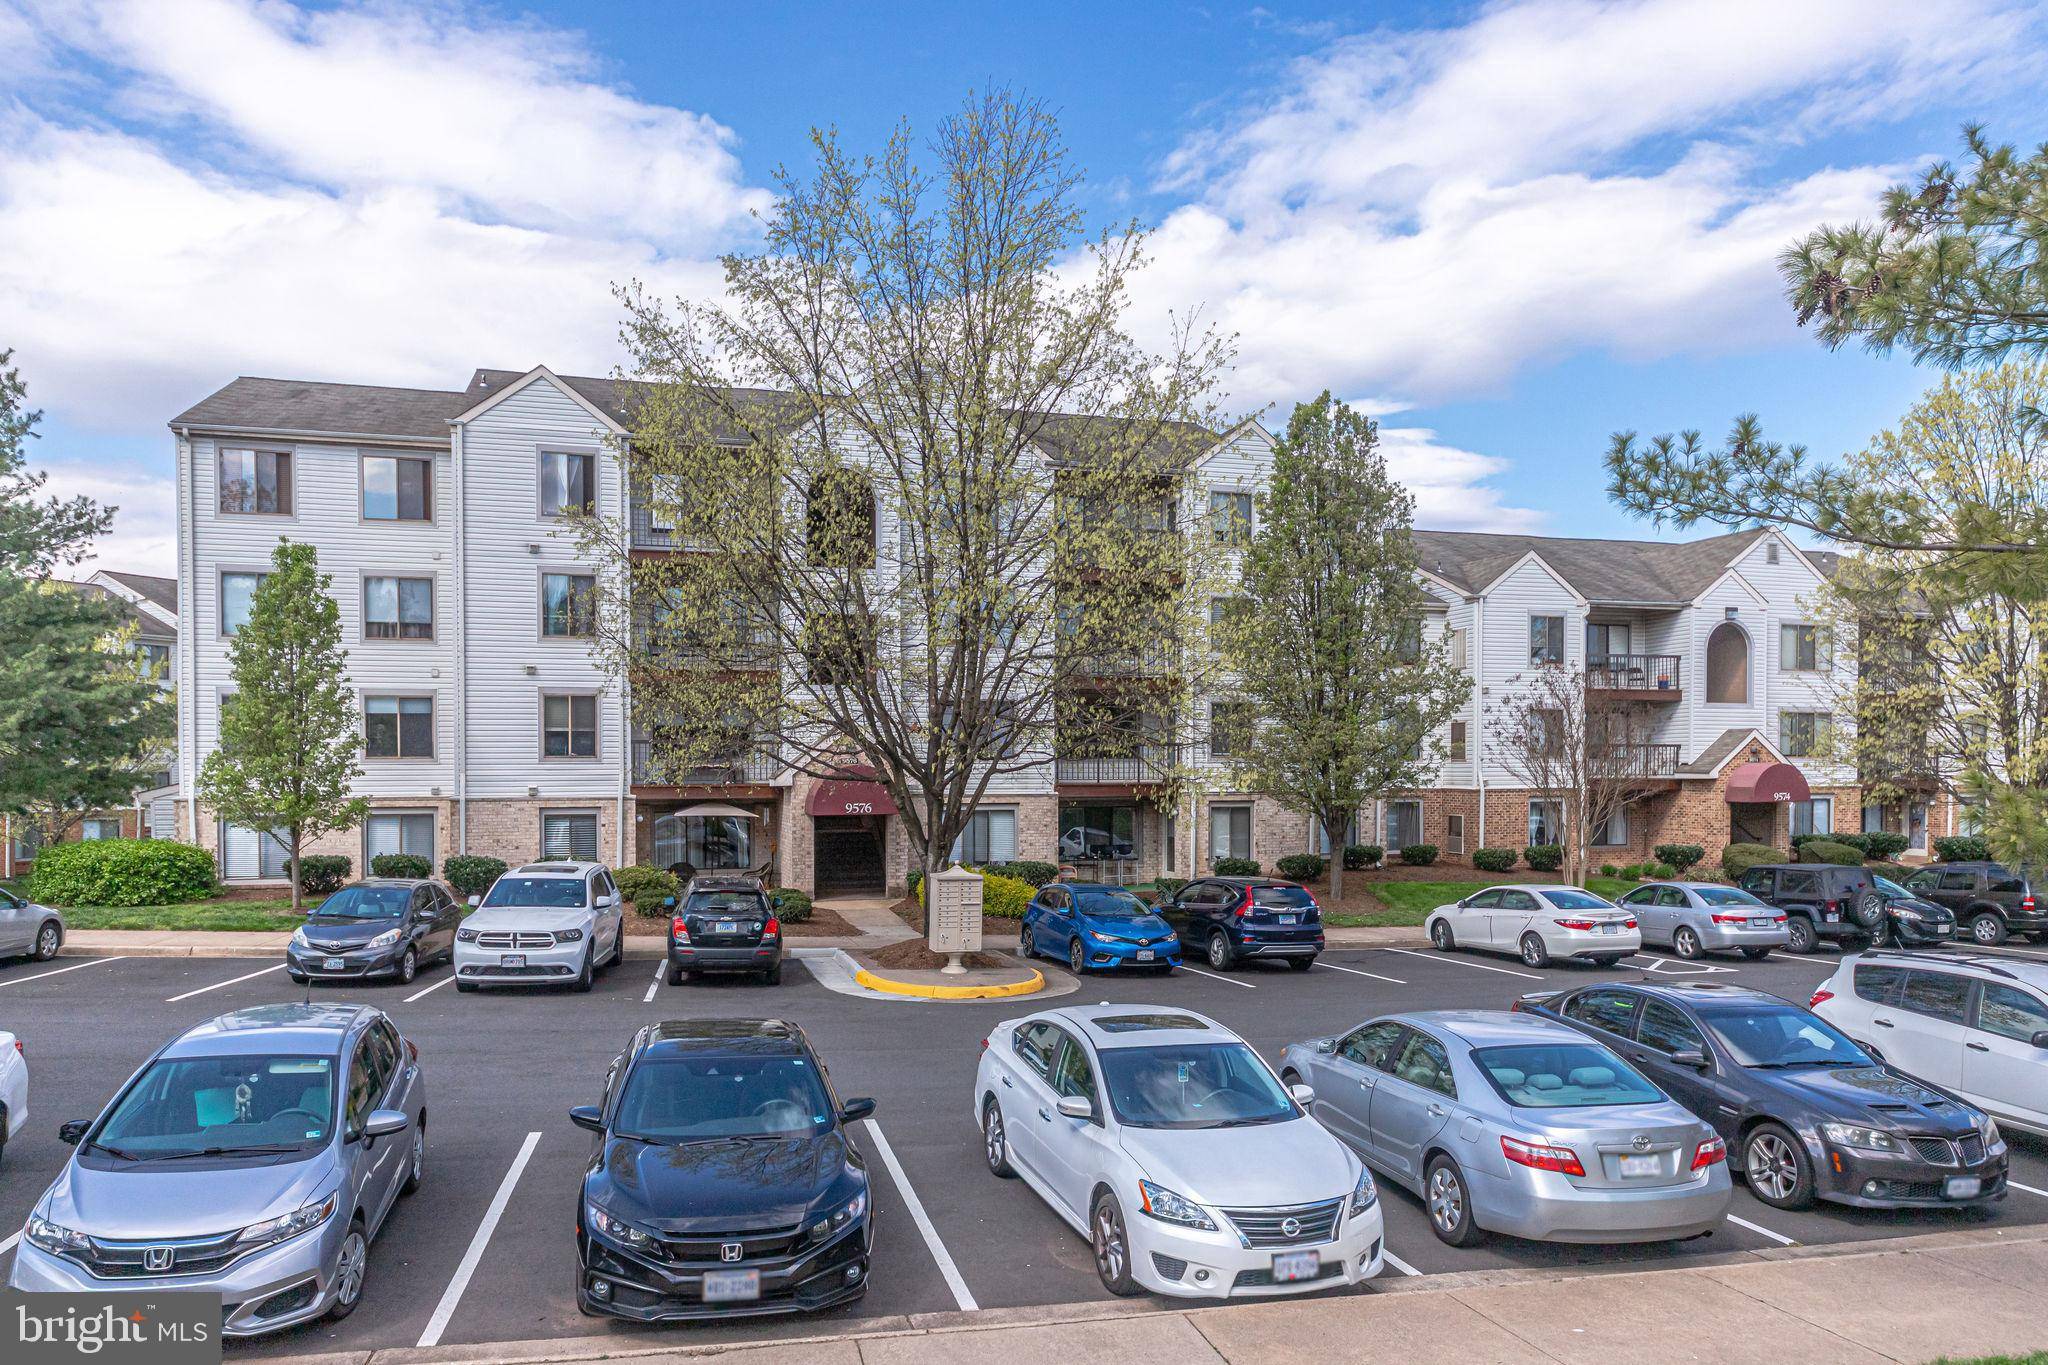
top-left (1017, 883), bottom-right (1181, 975)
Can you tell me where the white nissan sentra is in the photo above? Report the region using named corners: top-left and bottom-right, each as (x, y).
top-left (974, 1005), bottom-right (1384, 1298)
top-left (452, 862), bottom-right (627, 993)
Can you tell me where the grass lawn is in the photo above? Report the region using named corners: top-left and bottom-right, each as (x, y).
top-left (1323, 877), bottom-right (1640, 928)
top-left (58, 897), bottom-right (321, 931)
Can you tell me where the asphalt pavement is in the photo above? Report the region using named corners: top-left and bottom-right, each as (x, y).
top-left (3, 936), bottom-right (2047, 1360)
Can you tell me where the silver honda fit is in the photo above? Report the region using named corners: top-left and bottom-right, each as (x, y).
top-left (9, 1003), bottom-right (427, 1337)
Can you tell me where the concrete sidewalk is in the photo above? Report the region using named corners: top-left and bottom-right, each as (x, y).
top-left (242, 1225), bottom-right (2046, 1365)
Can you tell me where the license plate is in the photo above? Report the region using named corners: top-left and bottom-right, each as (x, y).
top-left (1945, 1176), bottom-right (1982, 1199)
top-left (1600, 923), bottom-right (1620, 934)
top-left (716, 921), bottom-right (739, 935)
top-left (1135, 949), bottom-right (1155, 961)
top-left (323, 957), bottom-right (346, 971)
top-left (702, 1268), bottom-right (760, 1302)
top-left (1279, 914), bottom-right (1298, 925)
top-left (1271, 1249), bottom-right (1320, 1282)
top-left (1619, 1154), bottom-right (1661, 1178)
top-left (1750, 918), bottom-right (1772, 929)
top-left (499, 953), bottom-right (525, 968)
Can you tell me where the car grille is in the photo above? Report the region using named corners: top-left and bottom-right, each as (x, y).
top-left (1960, 1132), bottom-right (1987, 1164)
top-left (476, 930), bottom-right (558, 950)
top-left (462, 963), bottom-right (572, 977)
top-left (1218, 1198), bottom-right (1343, 1249)
top-left (1905, 1134), bottom-right (1985, 1166)
top-left (78, 1230), bottom-right (243, 1278)
top-left (1232, 1261), bottom-right (1346, 1289)
top-left (644, 1224), bottom-right (808, 1264)
top-left (1151, 1253), bottom-right (1188, 1282)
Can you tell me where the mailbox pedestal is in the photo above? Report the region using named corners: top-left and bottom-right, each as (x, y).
top-left (927, 864), bottom-right (984, 975)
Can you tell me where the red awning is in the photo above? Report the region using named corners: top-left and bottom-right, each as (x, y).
top-left (806, 767), bottom-right (899, 817)
top-left (1724, 761), bottom-right (1811, 804)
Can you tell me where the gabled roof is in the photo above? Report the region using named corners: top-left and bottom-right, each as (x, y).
top-left (1676, 727), bottom-right (1785, 777)
top-left (465, 369), bottom-right (802, 444)
top-left (170, 377), bottom-right (468, 442)
top-left (97, 571), bottom-right (177, 617)
top-left (1018, 409), bottom-right (1221, 468)
top-left (1411, 528), bottom-right (1770, 605)
top-left (61, 581), bottom-right (174, 639)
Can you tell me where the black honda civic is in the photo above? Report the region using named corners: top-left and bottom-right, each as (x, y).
top-left (571, 1019), bottom-right (876, 1321)
top-left (1516, 981), bottom-right (2007, 1212)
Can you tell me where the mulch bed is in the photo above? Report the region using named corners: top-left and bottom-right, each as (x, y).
top-left (889, 897), bottom-right (1020, 944)
top-left (860, 938), bottom-right (1010, 973)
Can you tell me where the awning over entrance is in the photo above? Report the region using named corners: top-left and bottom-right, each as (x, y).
top-left (674, 801), bottom-right (759, 820)
top-left (806, 767), bottom-right (899, 817)
top-left (1724, 761), bottom-right (1811, 804)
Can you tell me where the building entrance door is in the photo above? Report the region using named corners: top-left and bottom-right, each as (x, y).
top-left (814, 815), bottom-right (884, 896)
top-left (1729, 802), bottom-right (1776, 846)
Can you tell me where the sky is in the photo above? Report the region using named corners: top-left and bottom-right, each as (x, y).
top-left (4, 0), bottom-right (2044, 576)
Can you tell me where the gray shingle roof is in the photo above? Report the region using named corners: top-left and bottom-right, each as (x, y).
top-left (1412, 528), bottom-right (1769, 605)
top-left (464, 369), bottom-right (804, 442)
top-left (171, 377), bottom-right (469, 441)
top-left (101, 571), bottom-right (177, 615)
top-left (1676, 727), bottom-right (1766, 776)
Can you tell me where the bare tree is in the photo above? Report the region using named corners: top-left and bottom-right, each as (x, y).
top-left (1490, 667), bottom-right (1666, 885)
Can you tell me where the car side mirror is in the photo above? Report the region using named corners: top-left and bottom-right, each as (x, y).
top-left (1670, 1049), bottom-right (1710, 1070)
top-left (363, 1109), bottom-right (409, 1141)
top-left (466, 895), bottom-right (480, 908)
top-left (569, 1105), bottom-right (605, 1133)
top-left (58, 1119), bottom-right (90, 1145)
top-left (596, 892), bottom-right (620, 909)
top-left (839, 1098), bottom-right (877, 1123)
top-left (1289, 1083), bottom-right (1316, 1107)
top-left (2031, 1031), bottom-right (2048, 1051)
top-left (1055, 1096), bottom-right (1093, 1121)
top-left (1313, 1038), bottom-right (1334, 1054)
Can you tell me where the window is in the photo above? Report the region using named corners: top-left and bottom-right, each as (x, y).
top-left (542, 694), bottom-right (599, 758)
top-left (1564, 989), bottom-right (1640, 1037)
top-left (540, 451), bottom-right (595, 516)
top-left (540, 811), bottom-right (600, 861)
top-left (953, 808), bottom-right (1018, 864)
top-left (1705, 622), bottom-right (1749, 702)
top-left (805, 469), bottom-right (876, 568)
top-left (1591, 805), bottom-right (1628, 847)
top-left (80, 818), bottom-right (122, 841)
top-left (1780, 710), bottom-right (1829, 757)
top-left (1778, 869), bottom-right (1821, 896)
top-left (541, 573), bottom-right (596, 637)
top-left (1208, 596), bottom-right (1248, 652)
top-left (1765, 540), bottom-right (1780, 565)
top-left (1863, 804), bottom-right (1889, 834)
top-left (1049, 1037), bottom-right (1097, 1106)
top-left (1528, 799), bottom-right (1564, 847)
top-left (1585, 622), bottom-right (1631, 663)
top-left (362, 455), bottom-right (432, 521)
top-left (1394, 618), bottom-right (1423, 664)
top-left (1529, 708), bottom-right (1565, 755)
top-left (1790, 796), bottom-right (1834, 838)
top-left (366, 812), bottom-right (435, 865)
top-left (218, 448), bottom-right (292, 514)
top-left (802, 612), bottom-right (873, 685)
top-left (1853, 964), bottom-right (1906, 1004)
top-left (1013, 1021), bottom-right (1059, 1077)
top-left (653, 812), bottom-right (753, 871)
top-left (1446, 813), bottom-right (1466, 856)
top-left (1389, 1031), bottom-right (1456, 1098)
top-left (1313, 813), bottom-right (1359, 857)
top-left (1529, 615), bottom-right (1565, 665)
top-left (1450, 628), bottom-right (1468, 670)
top-left (137, 641), bottom-right (171, 679)
top-left (1977, 984), bottom-right (2048, 1044)
top-left (1895, 970), bottom-right (1971, 1024)
top-left (364, 696), bottom-right (434, 759)
top-left (1780, 623), bottom-right (1830, 672)
top-left (1209, 701), bottom-right (1250, 758)
top-left (1339, 1021), bottom-right (1405, 1070)
top-left (1209, 490), bottom-right (1252, 546)
top-left (1209, 804), bottom-right (1251, 863)
top-left (1636, 1000), bottom-right (1707, 1056)
top-left (222, 823), bottom-right (291, 880)
top-left (364, 576), bottom-right (433, 640)
top-left (220, 571), bottom-right (267, 635)
top-left (1448, 720), bottom-right (1468, 762)
top-left (1385, 800), bottom-right (1422, 849)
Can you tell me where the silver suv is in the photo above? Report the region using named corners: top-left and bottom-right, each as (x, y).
top-left (454, 861), bottom-right (627, 992)
top-left (10, 1003), bottom-right (427, 1336)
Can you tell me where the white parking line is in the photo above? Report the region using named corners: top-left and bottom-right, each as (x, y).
top-left (1726, 1213), bottom-right (1796, 1245)
top-left (1382, 947), bottom-right (1542, 980)
top-left (1380, 1246), bottom-right (1420, 1276)
top-left (643, 958), bottom-right (664, 1004)
top-left (403, 974), bottom-right (455, 1003)
top-left (1179, 965), bottom-right (1257, 989)
top-left (1969, 943), bottom-right (2048, 963)
top-left (165, 962), bottom-right (287, 1002)
top-left (864, 1118), bottom-right (977, 1312)
top-left (0, 1229), bottom-right (18, 1257)
top-left (2007, 1180), bottom-right (2048, 1198)
top-left (417, 1130), bottom-right (542, 1348)
top-left (1315, 960), bottom-right (1406, 984)
top-left (0, 957), bottom-right (127, 988)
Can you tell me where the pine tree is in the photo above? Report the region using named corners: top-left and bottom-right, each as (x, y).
top-left (198, 540), bottom-right (365, 910)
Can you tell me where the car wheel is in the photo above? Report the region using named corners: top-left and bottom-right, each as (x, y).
top-left (397, 946), bottom-right (417, 985)
top-left (763, 960), bottom-right (782, 985)
top-left (1970, 912), bottom-right (2007, 946)
top-left (401, 1119), bottom-right (425, 1195)
top-left (1430, 918), bottom-right (1455, 951)
top-left (608, 921), bottom-right (625, 968)
top-left (1207, 930), bottom-right (1236, 971)
top-left (1288, 956), bottom-right (1315, 972)
top-left (32, 921), bottom-right (61, 962)
top-left (1850, 890), bottom-right (1886, 930)
top-left (1743, 1123), bottom-right (1814, 1209)
top-left (1784, 917), bottom-right (1817, 953)
top-left (326, 1220), bottom-right (369, 1321)
top-left (1090, 1192), bottom-right (1140, 1296)
top-left (666, 962), bottom-right (684, 986)
top-left (1017, 922), bottom-right (1033, 960)
top-left (571, 949), bottom-right (594, 993)
top-left (1866, 918), bottom-right (1889, 950)
top-left (982, 1098), bottom-right (1015, 1178)
top-left (1673, 926), bottom-right (1703, 960)
top-left (1425, 1156), bottom-right (1483, 1247)
top-left (1741, 947), bottom-right (1771, 960)
top-left (1519, 933), bottom-right (1550, 968)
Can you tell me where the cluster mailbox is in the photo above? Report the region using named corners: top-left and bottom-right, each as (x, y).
top-left (927, 864), bottom-right (985, 974)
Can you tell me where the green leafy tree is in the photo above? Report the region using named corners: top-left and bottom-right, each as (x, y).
top-left (198, 541), bottom-right (365, 909)
top-left (1212, 394), bottom-right (1469, 901)
top-left (0, 350), bottom-right (171, 848)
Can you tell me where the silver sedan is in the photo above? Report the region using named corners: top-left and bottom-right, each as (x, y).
top-left (1617, 882), bottom-right (1789, 960)
top-left (1279, 1010), bottom-right (1731, 1246)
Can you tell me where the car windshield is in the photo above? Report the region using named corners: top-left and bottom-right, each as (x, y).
top-left (481, 876), bottom-right (588, 909)
top-left (613, 1054), bottom-right (833, 1141)
top-left (1074, 890), bottom-right (1151, 918)
top-left (1540, 889), bottom-right (1615, 910)
top-left (1872, 876), bottom-right (1911, 899)
top-left (1251, 886), bottom-right (1315, 909)
top-left (313, 885), bottom-right (412, 919)
top-left (1472, 1043), bottom-right (1664, 1109)
top-left (1097, 1042), bottom-right (1298, 1129)
top-left (94, 1055), bottom-right (334, 1159)
top-left (688, 892), bottom-right (766, 916)
top-left (1697, 887), bottom-right (1769, 908)
top-left (1703, 1004), bottom-right (1871, 1069)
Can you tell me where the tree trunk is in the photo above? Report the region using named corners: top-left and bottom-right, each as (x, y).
top-left (288, 829), bottom-right (302, 913)
top-left (1325, 815), bottom-right (1345, 904)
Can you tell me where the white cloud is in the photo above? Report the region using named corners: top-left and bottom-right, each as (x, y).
top-left (1375, 423), bottom-right (1544, 533)
top-left (35, 458), bottom-right (178, 576)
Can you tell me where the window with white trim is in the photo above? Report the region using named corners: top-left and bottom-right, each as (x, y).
top-left (364, 576), bottom-right (433, 640)
top-left (219, 449), bottom-right (292, 515)
top-left (1528, 800), bottom-right (1564, 847)
top-left (1209, 805), bottom-right (1251, 862)
top-left (541, 812), bottom-right (600, 861)
top-left (540, 451), bottom-right (595, 516)
top-left (366, 812), bottom-right (435, 865)
top-left (543, 694), bottom-right (599, 758)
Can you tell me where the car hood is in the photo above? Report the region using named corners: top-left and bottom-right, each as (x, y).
top-left (593, 1131), bottom-right (853, 1233)
top-left (1884, 895), bottom-right (1953, 922)
top-left (42, 1154), bottom-right (333, 1239)
top-left (1770, 1064), bottom-right (1981, 1134)
top-left (1080, 913), bottom-right (1175, 938)
top-left (298, 916), bottom-right (407, 945)
top-left (1120, 1115), bottom-right (1355, 1208)
top-left (466, 907), bottom-right (591, 930)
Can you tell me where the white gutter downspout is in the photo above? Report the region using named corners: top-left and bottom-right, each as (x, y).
top-left (450, 421), bottom-right (468, 856)
top-left (177, 427), bottom-right (201, 855)
top-left (1473, 593), bottom-right (1487, 851)
top-left (615, 437), bottom-right (630, 868)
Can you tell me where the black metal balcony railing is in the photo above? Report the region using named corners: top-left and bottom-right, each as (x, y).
top-left (632, 739), bottom-right (781, 786)
top-left (1603, 743), bottom-right (1680, 777)
top-left (1588, 654), bottom-right (1683, 691)
top-left (1065, 646), bottom-right (1177, 679)
top-left (1056, 745), bottom-right (1180, 784)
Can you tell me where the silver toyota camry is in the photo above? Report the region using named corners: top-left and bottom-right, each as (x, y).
top-left (1279, 1010), bottom-right (1730, 1246)
top-left (9, 1003), bottom-right (427, 1336)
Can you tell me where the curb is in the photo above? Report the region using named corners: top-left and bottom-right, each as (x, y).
top-left (852, 964), bottom-right (1044, 999)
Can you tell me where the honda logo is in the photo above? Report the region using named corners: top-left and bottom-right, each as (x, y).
top-left (1631, 1134), bottom-right (1652, 1152)
top-left (720, 1243), bottom-right (743, 1263)
top-left (143, 1246), bottom-right (175, 1272)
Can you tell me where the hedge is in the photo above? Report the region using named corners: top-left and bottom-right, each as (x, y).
top-left (1522, 844), bottom-right (1563, 873)
top-left (1275, 853), bottom-right (1327, 881)
top-left (370, 853), bottom-right (432, 880)
top-left (1652, 844), bottom-right (1705, 874)
top-left (1153, 876), bottom-right (1188, 896)
top-left (767, 887), bottom-right (813, 923)
top-left (1212, 857), bottom-right (1261, 876)
top-left (1650, 862), bottom-right (1677, 879)
top-left (1934, 835), bottom-right (1992, 863)
top-left (299, 855), bottom-right (353, 895)
top-left (912, 867), bottom-right (1035, 919)
top-left (442, 855), bottom-right (507, 898)
top-left (1797, 839), bottom-right (1866, 867)
top-left (615, 865), bottom-right (681, 916)
top-left (1472, 847), bottom-right (1517, 873)
top-left (983, 860), bottom-right (1059, 887)
top-left (1862, 831), bottom-right (1911, 860)
top-left (1343, 844), bottom-right (1382, 870)
top-left (1722, 842), bottom-right (1783, 880)
top-left (1399, 844), bottom-right (1440, 867)
top-left (27, 839), bottom-right (218, 907)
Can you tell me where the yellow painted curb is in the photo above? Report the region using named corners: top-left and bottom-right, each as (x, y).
top-left (853, 965), bottom-right (1044, 1000)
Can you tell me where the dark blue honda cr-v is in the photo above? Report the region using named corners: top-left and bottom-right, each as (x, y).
top-left (1018, 883), bottom-right (1181, 975)
top-left (1159, 876), bottom-right (1324, 972)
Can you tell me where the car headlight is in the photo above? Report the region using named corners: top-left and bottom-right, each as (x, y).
top-left (1891, 906), bottom-right (1923, 923)
top-left (585, 1201), bottom-right (654, 1248)
top-left (806, 1188), bottom-right (868, 1242)
top-left (366, 928), bottom-right (402, 950)
top-left (289, 927), bottom-right (309, 948)
top-left (556, 928), bottom-right (585, 942)
top-left (26, 1214), bottom-right (91, 1257)
top-left (1137, 1179), bottom-right (1217, 1230)
top-left (235, 1193), bottom-right (337, 1249)
top-left (456, 927), bottom-right (479, 942)
top-left (1820, 1122), bottom-right (1899, 1152)
top-left (1349, 1165), bottom-right (1378, 1216)
top-left (1984, 1118), bottom-right (2003, 1149)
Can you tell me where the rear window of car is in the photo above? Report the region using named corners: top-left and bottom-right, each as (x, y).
top-left (1251, 886), bottom-right (1315, 908)
top-left (1471, 1044), bottom-right (1663, 1109)
top-left (1852, 964), bottom-right (1904, 1003)
top-left (1697, 887), bottom-right (1768, 908)
top-left (1540, 889), bottom-right (1614, 910)
top-left (688, 891), bottom-right (768, 915)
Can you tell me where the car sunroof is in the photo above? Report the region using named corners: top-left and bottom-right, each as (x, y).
top-left (1095, 1013), bottom-right (1207, 1033)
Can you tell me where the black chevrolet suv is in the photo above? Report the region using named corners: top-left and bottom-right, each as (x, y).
top-left (667, 877), bottom-right (783, 985)
top-left (1902, 862), bottom-right (2045, 946)
top-left (1737, 863), bottom-right (1886, 954)
top-left (1156, 876), bottom-right (1324, 971)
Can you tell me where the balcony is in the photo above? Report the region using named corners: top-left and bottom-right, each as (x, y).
top-left (1064, 645), bottom-right (1177, 680)
top-left (1602, 743), bottom-right (1680, 778)
top-left (632, 739), bottom-right (781, 787)
top-left (1587, 653), bottom-right (1683, 699)
top-left (1056, 745), bottom-right (1180, 785)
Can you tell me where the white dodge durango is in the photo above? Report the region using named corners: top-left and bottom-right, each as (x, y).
top-left (454, 862), bottom-right (627, 993)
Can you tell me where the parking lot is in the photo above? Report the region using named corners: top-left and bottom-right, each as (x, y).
top-left (3, 936), bottom-right (2046, 1359)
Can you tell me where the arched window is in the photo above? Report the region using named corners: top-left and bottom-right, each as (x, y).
top-left (1705, 622), bottom-right (1749, 703)
top-left (806, 470), bottom-right (875, 569)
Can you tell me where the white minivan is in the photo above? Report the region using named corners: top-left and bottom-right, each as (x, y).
top-left (1811, 951), bottom-right (2048, 1137)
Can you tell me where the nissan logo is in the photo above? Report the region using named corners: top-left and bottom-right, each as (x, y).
top-left (1280, 1217), bottom-right (1302, 1238)
top-left (721, 1243), bottom-right (743, 1263)
top-left (143, 1246), bottom-right (175, 1272)
top-left (1631, 1134), bottom-right (1652, 1152)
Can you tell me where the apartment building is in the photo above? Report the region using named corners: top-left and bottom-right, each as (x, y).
top-left (168, 365), bottom-right (1954, 896)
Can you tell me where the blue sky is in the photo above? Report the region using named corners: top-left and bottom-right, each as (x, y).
top-left (3, 0), bottom-right (2043, 572)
